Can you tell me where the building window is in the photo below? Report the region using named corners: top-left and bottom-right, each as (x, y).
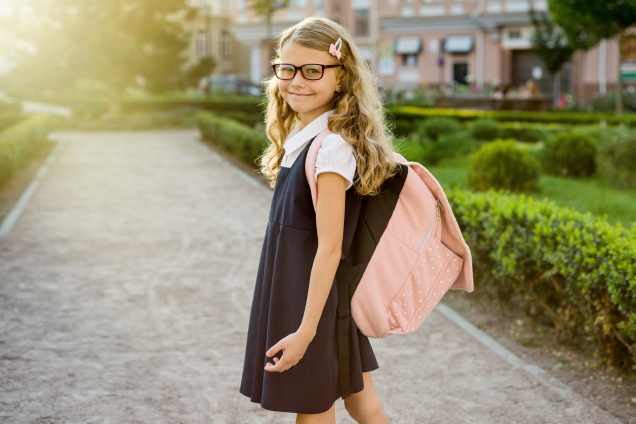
top-left (402, 54), bottom-right (417, 67)
top-left (508, 30), bottom-right (522, 39)
top-left (355, 9), bottom-right (369, 36)
top-left (238, 0), bottom-right (246, 12)
top-left (453, 63), bottom-right (468, 84)
top-left (197, 32), bottom-right (209, 58)
top-left (220, 32), bottom-right (231, 58)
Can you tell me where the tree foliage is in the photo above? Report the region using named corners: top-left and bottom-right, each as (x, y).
top-left (10, 0), bottom-right (196, 95)
top-left (185, 56), bottom-right (217, 88)
top-left (529, 9), bottom-right (574, 76)
top-left (248, 0), bottom-right (290, 40)
top-left (547, 0), bottom-right (636, 49)
top-left (249, 0), bottom-right (291, 22)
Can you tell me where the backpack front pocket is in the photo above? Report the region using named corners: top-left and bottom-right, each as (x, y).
top-left (384, 234), bottom-right (463, 336)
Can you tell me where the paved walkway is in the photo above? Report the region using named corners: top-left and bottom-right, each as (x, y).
top-left (0, 130), bottom-right (623, 423)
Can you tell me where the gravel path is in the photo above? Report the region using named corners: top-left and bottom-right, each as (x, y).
top-left (0, 130), bottom-right (623, 423)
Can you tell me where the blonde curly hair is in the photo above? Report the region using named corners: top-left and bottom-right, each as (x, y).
top-left (258, 16), bottom-right (399, 196)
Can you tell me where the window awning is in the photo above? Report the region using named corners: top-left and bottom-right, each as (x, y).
top-left (443, 36), bottom-right (474, 53)
top-left (394, 37), bottom-right (422, 55)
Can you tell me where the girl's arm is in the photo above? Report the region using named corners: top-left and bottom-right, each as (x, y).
top-left (264, 171), bottom-right (346, 372)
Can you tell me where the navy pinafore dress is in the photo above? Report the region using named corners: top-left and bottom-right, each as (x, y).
top-left (240, 135), bottom-right (379, 414)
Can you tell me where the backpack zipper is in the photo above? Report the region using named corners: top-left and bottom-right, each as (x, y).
top-left (416, 199), bottom-right (442, 252)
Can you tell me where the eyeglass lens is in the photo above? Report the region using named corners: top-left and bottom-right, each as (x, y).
top-left (275, 64), bottom-right (324, 80)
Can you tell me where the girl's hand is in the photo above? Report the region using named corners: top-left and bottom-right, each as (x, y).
top-left (264, 331), bottom-right (313, 372)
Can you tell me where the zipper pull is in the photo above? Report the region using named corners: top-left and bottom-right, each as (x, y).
top-left (435, 199), bottom-right (441, 221)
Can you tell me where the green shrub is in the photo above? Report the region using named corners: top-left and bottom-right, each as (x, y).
top-left (416, 116), bottom-right (462, 142)
top-left (597, 130), bottom-right (636, 189)
top-left (388, 105), bottom-right (636, 127)
top-left (0, 114), bottom-right (53, 186)
top-left (420, 131), bottom-right (480, 165)
top-left (196, 111), bottom-right (267, 165)
top-left (468, 139), bottom-right (540, 192)
top-left (500, 124), bottom-right (551, 142)
top-left (448, 189), bottom-right (636, 369)
top-left (468, 118), bottom-right (500, 141)
top-left (216, 110), bottom-right (264, 128)
top-left (541, 131), bottom-right (596, 178)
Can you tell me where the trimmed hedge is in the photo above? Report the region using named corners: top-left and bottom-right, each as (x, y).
top-left (388, 105), bottom-right (636, 127)
top-left (194, 111), bottom-right (636, 369)
top-left (5, 90), bottom-right (265, 121)
top-left (389, 115), bottom-right (565, 142)
top-left (196, 111), bottom-right (267, 165)
top-left (0, 114), bottom-right (53, 186)
top-left (448, 190), bottom-right (636, 369)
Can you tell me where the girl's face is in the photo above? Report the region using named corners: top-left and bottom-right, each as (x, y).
top-left (277, 41), bottom-right (342, 124)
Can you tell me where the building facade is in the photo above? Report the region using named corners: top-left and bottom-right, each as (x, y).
top-left (191, 0), bottom-right (625, 104)
top-left (187, 0), bottom-right (245, 76)
top-left (376, 0), bottom-right (620, 103)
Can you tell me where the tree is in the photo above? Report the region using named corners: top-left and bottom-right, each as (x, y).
top-left (548, 0), bottom-right (636, 114)
top-left (10, 0), bottom-right (196, 119)
top-left (530, 9), bottom-right (575, 105)
top-left (185, 55), bottom-right (217, 91)
top-left (249, 0), bottom-right (290, 64)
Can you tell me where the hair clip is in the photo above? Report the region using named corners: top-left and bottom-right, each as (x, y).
top-left (329, 37), bottom-right (343, 60)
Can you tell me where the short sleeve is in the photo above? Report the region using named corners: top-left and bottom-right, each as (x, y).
top-left (315, 134), bottom-right (356, 191)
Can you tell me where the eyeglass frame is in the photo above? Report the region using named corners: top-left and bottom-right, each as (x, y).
top-left (272, 63), bottom-right (345, 81)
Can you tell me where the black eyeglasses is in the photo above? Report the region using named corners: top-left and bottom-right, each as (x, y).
top-left (272, 63), bottom-right (345, 81)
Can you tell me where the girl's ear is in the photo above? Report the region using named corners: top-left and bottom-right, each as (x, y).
top-left (336, 72), bottom-right (344, 92)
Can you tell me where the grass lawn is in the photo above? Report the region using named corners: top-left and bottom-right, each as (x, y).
top-left (403, 152), bottom-right (636, 228)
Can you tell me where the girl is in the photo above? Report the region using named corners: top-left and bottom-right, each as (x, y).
top-left (240, 17), bottom-right (398, 424)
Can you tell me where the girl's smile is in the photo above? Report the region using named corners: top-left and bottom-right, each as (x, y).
top-left (288, 92), bottom-right (314, 97)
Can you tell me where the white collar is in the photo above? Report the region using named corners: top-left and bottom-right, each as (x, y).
top-left (284, 109), bottom-right (335, 154)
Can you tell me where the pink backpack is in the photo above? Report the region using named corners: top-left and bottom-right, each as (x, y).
top-left (305, 129), bottom-right (474, 397)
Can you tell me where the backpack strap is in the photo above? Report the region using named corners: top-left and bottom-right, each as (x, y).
top-left (304, 128), bottom-right (333, 211)
top-left (304, 128), bottom-right (356, 398)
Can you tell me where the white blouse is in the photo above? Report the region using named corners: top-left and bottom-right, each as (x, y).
top-left (281, 110), bottom-right (356, 191)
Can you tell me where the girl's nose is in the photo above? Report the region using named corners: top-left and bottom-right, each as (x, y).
top-left (290, 69), bottom-right (306, 86)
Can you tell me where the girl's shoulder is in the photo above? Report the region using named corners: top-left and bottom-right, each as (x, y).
top-left (318, 133), bottom-right (355, 162)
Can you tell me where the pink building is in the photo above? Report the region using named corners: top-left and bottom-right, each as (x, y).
top-left (376, 0), bottom-right (621, 103)
top-left (221, 0), bottom-right (625, 104)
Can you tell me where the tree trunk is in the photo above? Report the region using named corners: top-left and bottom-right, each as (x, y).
top-left (616, 32), bottom-right (623, 115)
